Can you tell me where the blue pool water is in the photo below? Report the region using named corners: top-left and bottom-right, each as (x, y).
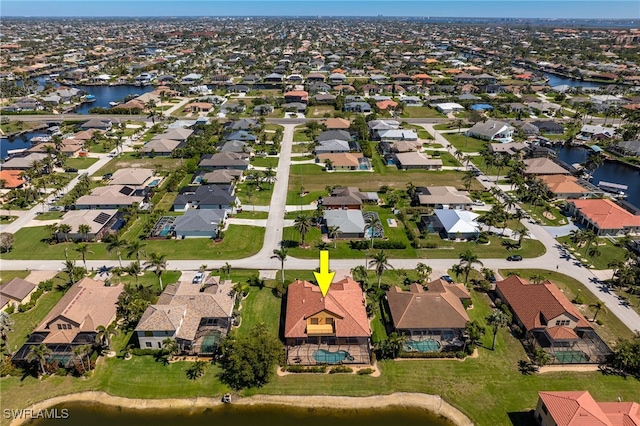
top-left (312, 349), bottom-right (353, 364)
top-left (404, 339), bottom-right (441, 352)
top-left (147, 178), bottom-right (161, 187)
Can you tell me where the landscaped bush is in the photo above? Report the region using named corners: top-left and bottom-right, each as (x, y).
top-left (398, 351), bottom-right (457, 359)
top-left (131, 348), bottom-right (163, 356)
top-left (348, 240), bottom-right (407, 250)
top-left (282, 364), bottom-right (327, 373)
top-left (4, 305), bottom-right (14, 314)
top-left (357, 368), bottom-right (375, 375)
top-left (329, 366), bottom-right (353, 374)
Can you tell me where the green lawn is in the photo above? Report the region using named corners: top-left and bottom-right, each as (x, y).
top-left (423, 150), bottom-right (461, 167)
top-left (33, 211), bottom-right (64, 221)
top-left (557, 236), bottom-right (629, 270)
top-left (401, 124), bottom-right (434, 139)
top-left (250, 157), bottom-right (280, 168)
top-left (234, 211), bottom-right (269, 219)
top-left (0, 270), bottom-right (29, 283)
top-left (4, 225), bottom-right (263, 261)
top-left (236, 285), bottom-right (282, 338)
top-left (291, 142), bottom-right (313, 154)
top-left (519, 202), bottom-right (569, 227)
top-left (64, 157), bottom-right (99, 170)
top-left (95, 153), bottom-right (185, 176)
top-left (293, 129), bottom-right (311, 142)
top-left (0, 215), bottom-right (17, 224)
top-left (263, 124), bottom-right (284, 132)
top-left (3, 287), bottom-right (638, 426)
top-left (400, 106), bottom-right (445, 118)
top-left (443, 133), bottom-right (488, 153)
top-left (236, 182), bottom-right (274, 206)
top-left (499, 269), bottom-right (635, 343)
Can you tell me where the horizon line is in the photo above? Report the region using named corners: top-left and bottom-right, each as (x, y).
top-left (2, 15), bottom-right (638, 20)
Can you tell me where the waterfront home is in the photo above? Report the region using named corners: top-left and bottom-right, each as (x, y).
top-left (0, 153), bottom-right (49, 170)
top-left (0, 277), bottom-right (37, 312)
top-left (75, 185), bottom-right (148, 210)
top-left (413, 186), bottom-right (474, 209)
top-left (489, 142), bottom-right (528, 156)
top-left (13, 277), bottom-right (123, 367)
top-left (135, 278), bottom-right (234, 355)
top-left (539, 175), bottom-right (601, 199)
top-left (172, 209), bottom-right (227, 239)
top-left (579, 125), bottom-right (615, 140)
top-left (56, 209), bottom-right (122, 242)
top-left (531, 120), bottom-right (565, 134)
top-left (386, 281), bottom-right (470, 352)
top-left (80, 118), bottom-right (112, 131)
top-left (284, 278), bottom-right (371, 365)
top-left (611, 140), bottom-right (640, 157)
top-left (523, 158), bottom-right (570, 175)
top-left (466, 119), bottom-right (514, 143)
top-left (323, 209), bottom-right (366, 238)
top-left (534, 391), bottom-right (640, 426)
top-left (393, 152), bottom-right (443, 170)
top-left (566, 198), bottom-right (640, 236)
top-left (496, 275), bottom-right (610, 364)
top-left (198, 152), bottom-right (250, 170)
top-left (321, 187), bottom-right (379, 210)
top-left (109, 168), bottom-right (153, 186)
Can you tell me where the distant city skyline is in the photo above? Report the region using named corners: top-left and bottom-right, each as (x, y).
top-left (2, 1), bottom-right (639, 19)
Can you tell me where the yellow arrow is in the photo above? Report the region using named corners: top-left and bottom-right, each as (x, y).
top-left (314, 250), bottom-right (335, 297)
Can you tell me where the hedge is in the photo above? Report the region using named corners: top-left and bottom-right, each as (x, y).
top-left (282, 364), bottom-right (327, 373)
top-left (349, 240), bottom-right (407, 250)
top-left (398, 351), bottom-right (457, 359)
top-left (329, 366), bottom-right (353, 374)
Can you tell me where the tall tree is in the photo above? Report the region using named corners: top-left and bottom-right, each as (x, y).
top-left (293, 214), bottom-right (312, 247)
top-left (271, 248), bottom-right (288, 285)
top-left (589, 301), bottom-right (607, 322)
top-left (487, 310), bottom-right (508, 350)
top-left (365, 214), bottom-right (382, 249)
top-left (126, 240), bottom-right (147, 268)
top-left (327, 226), bottom-right (340, 249)
top-left (106, 234), bottom-right (127, 269)
top-left (74, 242), bottom-right (93, 271)
top-left (458, 249), bottom-right (483, 286)
top-left (368, 250), bottom-right (393, 288)
top-left (27, 343), bottom-right (51, 376)
top-left (143, 252), bottom-right (168, 290)
top-left (0, 311), bottom-right (15, 355)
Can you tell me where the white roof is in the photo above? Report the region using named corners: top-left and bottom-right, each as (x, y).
top-left (434, 209), bottom-right (480, 234)
top-left (324, 210), bottom-right (365, 234)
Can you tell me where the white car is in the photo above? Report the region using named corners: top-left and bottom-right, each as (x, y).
top-left (474, 200), bottom-right (485, 206)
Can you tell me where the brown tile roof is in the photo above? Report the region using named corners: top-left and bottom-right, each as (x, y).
top-left (598, 402), bottom-right (640, 426)
top-left (284, 278), bottom-right (370, 339)
top-left (569, 199), bottom-right (640, 230)
top-left (0, 277), bottom-right (36, 303)
top-left (322, 118), bottom-right (351, 129)
top-left (317, 153), bottom-right (363, 168)
top-left (496, 275), bottom-right (591, 332)
top-left (386, 281), bottom-right (470, 330)
top-left (540, 175), bottom-right (590, 195)
top-left (35, 277), bottom-right (123, 343)
top-left (0, 170), bottom-right (25, 188)
top-left (523, 158), bottom-right (570, 175)
top-left (538, 391), bottom-right (624, 426)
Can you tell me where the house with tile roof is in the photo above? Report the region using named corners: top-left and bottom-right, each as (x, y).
top-left (523, 157), bottom-right (571, 176)
top-left (317, 153), bottom-right (370, 171)
top-left (496, 275), bottom-right (610, 364)
top-left (414, 186), bottom-right (474, 209)
top-left (13, 277), bottom-right (123, 366)
top-left (172, 209), bottom-right (227, 239)
top-left (323, 209), bottom-right (366, 238)
top-left (0, 277), bottom-right (37, 312)
top-left (466, 119), bottom-right (514, 143)
top-left (75, 185), bottom-right (148, 210)
top-left (0, 170), bottom-right (25, 189)
top-left (198, 152), bottom-right (250, 170)
top-left (141, 138), bottom-right (181, 157)
top-left (56, 209), bottom-right (122, 242)
top-left (534, 391), bottom-right (640, 426)
top-left (135, 277), bottom-right (235, 354)
top-left (394, 152), bottom-right (443, 170)
top-left (540, 175), bottom-right (601, 199)
top-left (109, 168), bottom-right (153, 186)
top-left (386, 281), bottom-right (470, 352)
top-left (567, 198), bottom-right (640, 236)
top-left (321, 187), bottom-right (379, 210)
top-left (284, 278), bottom-right (371, 365)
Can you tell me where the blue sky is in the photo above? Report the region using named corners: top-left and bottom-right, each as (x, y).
top-left (2, 1), bottom-right (638, 19)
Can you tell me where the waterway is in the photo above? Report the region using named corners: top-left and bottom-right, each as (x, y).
top-left (26, 402), bottom-right (454, 426)
top-left (542, 72), bottom-right (610, 89)
top-left (1, 131), bottom-right (48, 159)
top-left (554, 144), bottom-right (640, 208)
top-left (73, 85), bottom-right (155, 114)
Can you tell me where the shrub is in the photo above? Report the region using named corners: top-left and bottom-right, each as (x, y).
top-left (39, 280), bottom-right (54, 291)
top-left (423, 241), bottom-right (438, 249)
top-left (4, 305), bottom-right (14, 314)
top-left (596, 319), bottom-right (604, 326)
top-left (56, 368), bottom-right (68, 376)
top-left (398, 351), bottom-right (457, 359)
top-left (462, 299), bottom-right (472, 309)
top-left (357, 368), bottom-right (374, 375)
top-left (131, 348), bottom-right (163, 356)
top-left (283, 364), bottom-right (327, 373)
top-left (329, 366), bottom-right (353, 374)
top-left (455, 351), bottom-right (466, 359)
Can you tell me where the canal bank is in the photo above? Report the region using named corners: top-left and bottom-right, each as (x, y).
top-left (14, 392), bottom-right (471, 426)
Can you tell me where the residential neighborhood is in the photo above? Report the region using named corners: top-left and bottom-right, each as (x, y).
top-left (0, 9), bottom-right (639, 426)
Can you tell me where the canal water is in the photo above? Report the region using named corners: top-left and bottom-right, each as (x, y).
top-left (1, 131), bottom-right (48, 159)
top-left (542, 72), bottom-right (609, 89)
top-left (554, 144), bottom-right (640, 208)
top-left (26, 402), bottom-right (455, 426)
top-left (73, 85), bottom-right (155, 113)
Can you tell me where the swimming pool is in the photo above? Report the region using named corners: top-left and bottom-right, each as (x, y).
top-left (147, 178), bottom-right (161, 187)
top-left (404, 339), bottom-right (441, 352)
top-left (312, 349), bottom-right (354, 364)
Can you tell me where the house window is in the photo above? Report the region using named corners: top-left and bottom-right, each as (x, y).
top-left (537, 413), bottom-right (543, 424)
top-left (157, 342), bottom-right (162, 348)
top-left (206, 318), bottom-right (218, 326)
top-left (310, 318), bottom-right (319, 325)
top-left (57, 324), bottom-right (62, 329)
top-left (144, 331), bottom-right (153, 337)
top-left (145, 342), bottom-right (152, 348)
top-left (325, 318), bottom-right (334, 325)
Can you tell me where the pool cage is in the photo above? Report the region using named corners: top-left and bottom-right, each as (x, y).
top-left (363, 211), bottom-right (384, 239)
top-left (400, 329), bottom-right (466, 352)
top-left (286, 343), bottom-right (371, 365)
top-left (149, 216), bottom-right (177, 239)
top-left (528, 330), bottom-right (611, 365)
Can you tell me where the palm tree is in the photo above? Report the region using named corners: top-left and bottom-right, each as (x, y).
top-left (462, 170), bottom-right (475, 191)
top-left (77, 224), bottom-right (91, 242)
top-left (529, 274), bottom-right (546, 285)
top-left (44, 223), bottom-right (59, 243)
top-left (221, 262), bottom-right (232, 279)
top-left (58, 223), bottom-right (72, 242)
top-left (186, 360), bottom-right (207, 380)
top-left (106, 234), bottom-right (127, 269)
top-left (486, 310), bottom-right (508, 350)
top-left (350, 265), bottom-right (368, 285)
top-left (27, 343), bottom-right (51, 376)
top-left (0, 311), bottom-right (15, 355)
top-left (144, 252), bottom-right (168, 290)
top-left (126, 240), bottom-right (147, 268)
top-left (458, 249), bottom-right (483, 286)
top-left (327, 226), bottom-right (340, 249)
top-left (589, 301), bottom-right (607, 322)
top-left (127, 262), bottom-right (141, 287)
top-left (464, 321), bottom-right (485, 352)
top-left (73, 344), bottom-right (92, 372)
top-left (271, 248), bottom-right (288, 285)
top-left (416, 262), bottom-right (433, 283)
top-left (95, 323), bottom-right (117, 352)
top-left (162, 338), bottom-right (179, 356)
top-left (293, 214), bottom-right (312, 247)
top-left (74, 242), bottom-right (93, 271)
top-left (368, 250), bottom-right (393, 288)
top-left (365, 214), bottom-right (382, 249)
top-left (584, 152), bottom-right (605, 182)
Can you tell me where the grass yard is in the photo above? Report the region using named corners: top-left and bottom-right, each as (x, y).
top-left (236, 182), bottom-right (274, 205)
top-left (154, 192), bottom-right (178, 212)
top-left (263, 124), bottom-right (283, 132)
top-left (499, 269), bottom-right (635, 343)
top-left (33, 211), bottom-right (64, 221)
top-left (557, 236), bottom-right (629, 270)
top-left (443, 133), bottom-right (488, 153)
top-left (519, 202), bottom-right (569, 227)
top-left (415, 232), bottom-right (546, 259)
top-left (401, 124), bottom-right (434, 139)
top-left (1, 283), bottom-right (638, 426)
top-left (0, 270), bottom-right (29, 283)
top-left (235, 285), bottom-right (282, 338)
top-left (95, 153), bottom-right (184, 176)
top-left (400, 106), bottom-right (445, 118)
top-left (291, 142), bottom-right (313, 154)
top-left (63, 157), bottom-right (99, 170)
top-left (423, 150), bottom-right (461, 167)
top-left (250, 157), bottom-right (280, 168)
top-left (307, 106), bottom-right (336, 117)
top-left (293, 129), bottom-right (311, 142)
top-left (234, 211), bottom-right (269, 219)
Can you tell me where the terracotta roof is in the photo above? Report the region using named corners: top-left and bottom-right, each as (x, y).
top-left (386, 281), bottom-right (470, 330)
top-left (540, 175), bottom-right (590, 195)
top-left (0, 170), bottom-right (25, 188)
top-left (523, 158), bottom-right (570, 175)
top-left (284, 278), bottom-right (370, 339)
top-left (376, 99), bottom-right (398, 110)
top-left (569, 199), bottom-right (640, 230)
top-left (598, 402), bottom-right (640, 426)
top-left (496, 275), bottom-right (591, 332)
top-left (537, 391), bottom-right (640, 426)
top-left (546, 326), bottom-right (579, 340)
top-left (322, 117), bottom-right (351, 129)
top-left (317, 152), bottom-right (363, 168)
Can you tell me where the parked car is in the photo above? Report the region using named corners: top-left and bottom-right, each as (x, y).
top-left (49, 206), bottom-right (64, 212)
top-left (507, 255), bottom-right (523, 261)
top-left (192, 272), bottom-right (204, 284)
top-left (440, 275), bottom-right (454, 283)
top-left (64, 168), bottom-right (78, 173)
top-left (474, 200), bottom-right (485, 206)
